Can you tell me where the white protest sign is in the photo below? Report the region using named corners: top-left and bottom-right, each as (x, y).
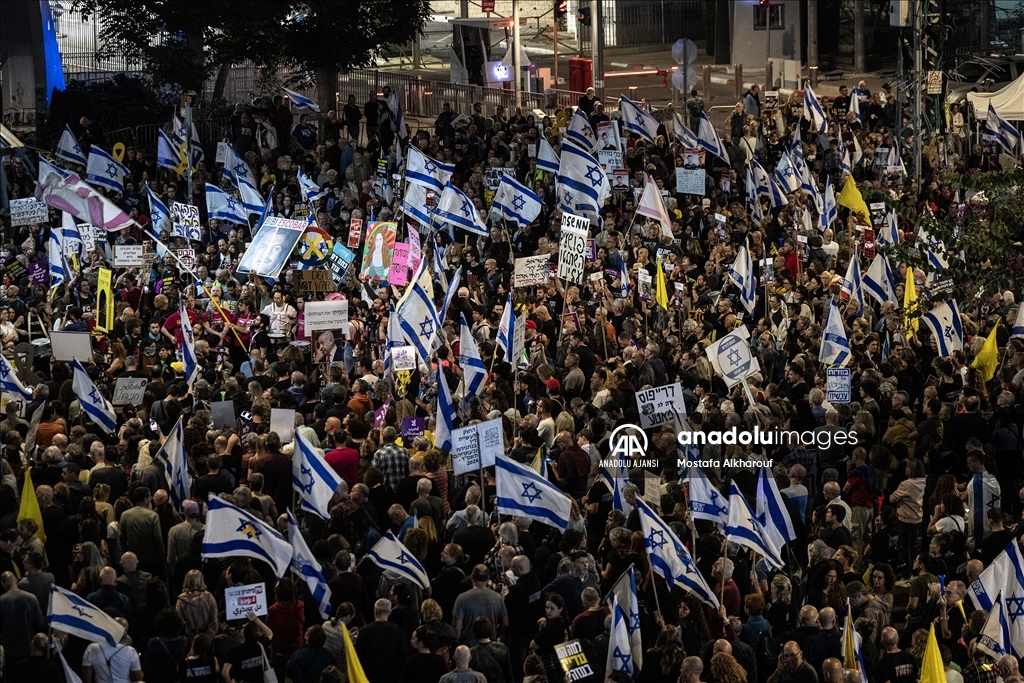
top-left (636, 382), bottom-right (687, 429)
top-left (171, 202), bottom-right (201, 241)
top-left (9, 198), bottom-right (50, 226)
top-left (826, 367), bottom-right (852, 403)
top-left (112, 377), bottom-right (148, 406)
top-left (675, 166), bottom-right (705, 195)
top-left (451, 424), bottom-right (481, 475)
top-left (512, 311), bottom-right (526, 364)
top-left (113, 245), bottom-right (145, 267)
top-left (513, 255), bottom-right (551, 288)
top-left (176, 248), bottom-right (196, 268)
top-left (390, 345), bottom-right (417, 371)
top-left (270, 408), bottom-right (295, 444)
top-left (643, 471), bottom-right (662, 510)
top-left (476, 418), bottom-right (503, 468)
top-left (557, 214), bottom-right (589, 284)
top-left (80, 224), bottom-right (96, 255)
top-left (705, 327), bottom-right (756, 388)
top-left (225, 583), bottom-right (268, 618)
top-left (304, 300), bottom-right (349, 331)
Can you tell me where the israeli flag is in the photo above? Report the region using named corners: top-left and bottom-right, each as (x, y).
top-left (56, 125), bottom-right (87, 166)
top-left (61, 212), bottom-right (85, 265)
top-left (396, 259), bottom-right (441, 365)
top-left (774, 152), bottom-right (800, 194)
top-left (39, 156), bottom-right (72, 183)
top-left (750, 161), bottom-right (772, 198)
top-left (607, 566), bottom-right (643, 673)
top-left (976, 593), bottom-right (1013, 660)
top-left (608, 590), bottom-right (638, 677)
top-left (180, 297), bottom-right (198, 385)
top-left (1011, 304), bottom-right (1024, 339)
top-left (436, 181), bottom-right (489, 236)
top-left (672, 110), bottom-right (698, 148)
top-left (725, 481), bottom-right (784, 569)
top-left (728, 241), bottom-right (757, 314)
top-left (922, 299), bottom-right (964, 357)
top-left (766, 173), bottom-right (789, 208)
top-left (687, 466), bottom-right (729, 528)
top-left (619, 95), bottom-right (659, 142)
top-left (400, 183), bottom-right (434, 228)
top-left (969, 540), bottom-right (1024, 657)
top-left (917, 225), bottom-right (950, 271)
top-left (84, 146), bottom-right (127, 193)
top-left (48, 227), bottom-right (70, 290)
top-left (636, 499), bottom-right (719, 606)
top-left (284, 510), bottom-right (333, 619)
top-left (556, 140), bottom-right (610, 214)
top-left (383, 302), bottom-right (403, 375)
top-left (495, 454), bottom-right (572, 530)
top-left (819, 299), bottom-right (851, 367)
top-left (237, 175), bottom-right (264, 215)
top-left (597, 464), bottom-right (634, 518)
top-left (746, 166), bottom-right (763, 228)
top-left (0, 354), bottom-right (33, 401)
top-left (864, 253), bottom-right (899, 305)
top-left (205, 183), bottom-right (249, 225)
top-left (297, 168), bottom-right (329, 203)
top-left (842, 600), bottom-right (869, 683)
top-left (293, 429), bottom-right (343, 521)
top-left (840, 254), bottom-right (865, 316)
top-left (497, 293), bottom-right (514, 363)
top-left (819, 175), bottom-right (837, 230)
top-left (878, 209), bottom-right (900, 246)
top-left (156, 129), bottom-right (180, 170)
top-left (804, 83), bottom-right (828, 134)
top-left (493, 174), bottom-right (542, 228)
top-left (72, 359), bottom-right (117, 434)
top-left (566, 106), bottom-right (597, 151)
top-left (537, 138), bottom-right (560, 173)
top-left (146, 185), bottom-right (173, 234)
top-left (202, 493), bottom-right (292, 578)
top-left (756, 465), bottom-right (796, 553)
top-left (838, 147), bottom-right (852, 178)
top-left (460, 315), bottom-right (487, 398)
top-left (850, 92), bottom-right (862, 123)
top-left (282, 87), bottom-right (320, 113)
top-left (696, 111), bottom-right (726, 160)
top-left (172, 114), bottom-right (204, 165)
top-left (406, 146), bottom-right (453, 191)
top-left (222, 143), bottom-right (254, 188)
top-left (435, 362), bottom-right (455, 452)
top-left (366, 530), bottom-right (430, 589)
top-left (440, 265), bottom-right (462, 323)
top-left (619, 257), bottom-right (632, 299)
top-left (49, 585), bottom-right (126, 647)
top-left (986, 103), bottom-right (1021, 153)
top-left (153, 416), bottom-right (190, 508)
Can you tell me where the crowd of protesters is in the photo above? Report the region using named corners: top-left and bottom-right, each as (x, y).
top-left (0, 72), bottom-right (1022, 683)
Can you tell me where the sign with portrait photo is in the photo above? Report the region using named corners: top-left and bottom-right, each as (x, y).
top-left (236, 216), bottom-right (307, 279)
top-left (360, 221), bottom-right (398, 281)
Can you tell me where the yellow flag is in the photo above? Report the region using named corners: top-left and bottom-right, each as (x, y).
top-left (341, 622), bottom-right (370, 683)
top-left (903, 270), bottom-right (919, 333)
top-left (972, 321), bottom-right (1000, 381)
top-left (655, 258), bottom-right (669, 309)
top-left (842, 602), bottom-right (860, 673)
top-left (920, 625), bottom-right (946, 683)
top-left (17, 467), bottom-right (45, 543)
top-left (837, 175), bottom-right (871, 222)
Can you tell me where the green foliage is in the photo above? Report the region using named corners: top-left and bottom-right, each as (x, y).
top-left (864, 169), bottom-right (1024, 309)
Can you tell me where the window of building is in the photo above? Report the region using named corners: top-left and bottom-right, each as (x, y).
top-left (753, 4), bottom-right (785, 30)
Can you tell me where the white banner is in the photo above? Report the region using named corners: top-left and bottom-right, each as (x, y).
top-left (113, 245), bottom-right (145, 267)
top-left (451, 418), bottom-right (504, 475)
top-left (557, 214), bottom-right (589, 284)
top-left (390, 345), bottom-right (417, 371)
top-left (304, 300), bottom-right (349, 331)
top-left (171, 202), bottom-right (201, 241)
top-left (636, 382), bottom-right (687, 428)
top-left (513, 255), bottom-right (551, 288)
top-left (225, 582), bottom-right (268, 618)
top-left (112, 377), bottom-right (148, 406)
top-left (9, 198), bottom-right (49, 226)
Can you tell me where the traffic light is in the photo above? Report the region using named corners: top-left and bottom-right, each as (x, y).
top-left (577, 5), bottom-right (591, 25)
top-left (555, 0), bottom-right (567, 17)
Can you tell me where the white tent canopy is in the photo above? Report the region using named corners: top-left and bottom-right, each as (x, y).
top-left (967, 72), bottom-right (1024, 121)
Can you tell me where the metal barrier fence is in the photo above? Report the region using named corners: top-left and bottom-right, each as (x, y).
top-left (87, 119), bottom-right (232, 158)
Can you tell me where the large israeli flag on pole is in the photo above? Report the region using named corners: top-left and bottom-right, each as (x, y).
top-left (756, 465), bottom-right (796, 553)
top-left (282, 87), bottom-right (320, 113)
top-left (597, 464), bottom-right (634, 518)
top-left (967, 540), bottom-right (1024, 657)
top-left (400, 183), bottom-right (434, 228)
top-left (819, 299), bottom-right (851, 367)
top-left (774, 151), bottom-right (800, 194)
top-left (495, 455), bottom-right (572, 530)
top-left (636, 499), bottom-right (719, 606)
top-left (725, 481), bottom-right (784, 568)
top-left (0, 354), bottom-right (33, 402)
top-left (619, 95), bottom-right (660, 142)
top-left (556, 140), bottom-right (610, 214)
top-left (696, 111), bottom-right (726, 160)
top-left (435, 361), bottom-right (455, 452)
top-left (921, 299), bottom-right (964, 357)
top-left (205, 183), bottom-right (250, 225)
top-left (566, 106), bottom-right (597, 151)
top-left (863, 253), bottom-right (898, 305)
top-left (48, 227), bottom-right (70, 291)
top-left (56, 125), bottom-right (87, 166)
top-left (607, 585), bottom-right (639, 678)
top-left (156, 129), bottom-right (181, 170)
top-left (686, 466), bottom-right (729, 528)
top-left (49, 585), bottom-right (127, 647)
top-left (496, 292), bottom-right (514, 363)
top-left (819, 175), bottom-right (837, 229)
top-left (222, 142), bottom-right (255, 188)
top-left (459, 315), bottom-right (487, 399)
top-left (365, 531), bottom-right (431, 589)
top-left (537, 138), bottom-right (560, 173)
top-left (840, 254), bottom-right (865, 316)
top-left (147, 185), bottom-right (173, 233)
top-left (804, 83), bottom-right (828, 133)
top-left (292, 429), bottom-right (343, 521)
top-left (607, 566), bottom-right (643, 672)
top-left (72, 359), bottom-right (117, 434)
top-left (406, 146), bottom-right (453, 191)
top-left (976, 592), bottom-right (1013, 660)
top-left (673, 110), bottom-right (698, 148)
top-left (986, 103), bottom-right (1021, 153)
top-left (153, 416), bottom-right (190, 509)
top-left (180, 298), bottom-right (198, 386)
top-left (439, 265), bottom-right (462, 323)
top-left (287, 510), bottom-right (332, 618)
top-left (202, 494), bottom-right (292, 578)
top-left (396, 258), bottom-right (441, 365)
top-left (436, 181), bottom-right (490, 236)
top-left (728, 241), bottom-right (757, 314)
top-left (237, 175), bottom-right (264, 215)
top-left (493, 173), bottom-right (542, 228)
top-left (84, 147), bottom-right (127, 193)
top-left (297, 168), bottom-right (329, 203)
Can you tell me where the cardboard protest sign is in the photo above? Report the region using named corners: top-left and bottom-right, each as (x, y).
top-left (112, 377), bottom-right (148, 405)
top-left (360, 221), bottom-right (398, 281)
top-left (10, 198), bottom-right (49, 226)
top-left (513, 255), bottom-right (551, 287)
top-left (237, 216), bottom-right (307, 279)
top-left (304, 300), bottom-right (349, 331)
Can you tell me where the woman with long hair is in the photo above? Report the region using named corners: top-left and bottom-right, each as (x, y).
top-left (71, 541), bottom-right (106, 597)
top-left (710, 652), bottom-right (749, 683)
top-left (176, 570), bottom-right (219, 642)
top-left (638, 628), bottom-right (685, 683)
top-left (676, 593), bottom-right (712, 657)
top-left (530, 594), bottom-right (570, 681)
top-left (869, 562), bottom-right (896, 610)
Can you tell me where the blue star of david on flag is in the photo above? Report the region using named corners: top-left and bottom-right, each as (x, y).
top-left (237, 519), bottom-right (262, 540)
top-left (419, 316), bottom-right (435, 338)
top-left (647, 529), bottom-right (667, 550)
top-left (459, 199), bottom-right (472, 217)
top-left (298, 464), bottom-right (315, 494)
top-left (398, 551), bottom-right (415, 565)
top-left (512, 194), bottom-right (525, 211)
top-left (423, 160), bottom-right (436, 174)
top-left (613, 647), bottom-right (632, 669)
top-left (72, 605), bottom-right (92, 618)
top-left (105, 163), bottom-right (117, 178)
top-left (234, 161), bottom-right (249, 180)
top-left (1008, 595), bottom-right (1024, 623)
top-left (585, 165), bottom-right (603, 187)
top-left (521, 482), bottom-right (543, 503)
top-left (89, 387), bottom-right (103, 405)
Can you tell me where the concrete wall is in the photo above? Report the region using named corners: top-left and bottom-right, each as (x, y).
top-left (730, 0), bottom-right (803, 74)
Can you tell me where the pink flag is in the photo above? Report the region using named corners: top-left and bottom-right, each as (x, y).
top-left (635, 174), bottom-right (674, 239)
top-left (35, 170), bottom-right (134, 231)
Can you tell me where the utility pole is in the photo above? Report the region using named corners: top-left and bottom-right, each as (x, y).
top-left (593, 0), bottom-right (604, 99)
top-left (513, 0), bottom-right (522, 108)
top-left (912, 0), bottom-right (923, 184)
top-left (460, 0), bottom-right (469, 19)
top-left (766, 0), bottom-right (771, 91)
top-left (854, 0), bottom-right (865, 72)
top-left (807, 0), bottom-right (818, 69)
top-left (553, 8), bottom-right (559, 88)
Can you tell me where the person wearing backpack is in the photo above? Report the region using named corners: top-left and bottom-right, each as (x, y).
top-left (685, 89), bottom-right (705, 130)
top-left (740, 595), bottom-right (777, 683)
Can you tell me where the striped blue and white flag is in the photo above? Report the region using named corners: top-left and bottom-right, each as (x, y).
top-left (366, 530), bottom-right (430, 589)
top-left (496, 292), bottom-right (514, 363)
top-left (728, 241), bottom-right (757, 314)
top-left (287, 510), bottom-right (332, 618)
top-left (459, 314), bottom-right (487, 399)
top-left (493, 174), bottom-right (542, 228)
top-left (840, 253), bottom-right (865, 316)
top-left (672, 110), bottom-right (698, 148)
top-left (756, 464), bottom-right (796, 553)
top-left (396, 259), bottom-right (441, 365)
top-left (607, 566), bottom-right (642, 677)
top-left (39, 157), bottom-right (72, 183)
top-left (49, 585), bottom-right (126, 647)
top-left (435, 361), bottom-right (455, 451)
top-left (440, 265), bottom-right (462, 323)
top-left (725, 480), bottom-right (784, 568)
top-left (400, 183), bottom-right (434, 228)
top-left (297, 168), bottom-right (329, 203)
top-left (156, 129), bottom-right (180, 170)
top-left (496, 454), bottom-right (571, 530)
top-left (804, 83), bottom-right (828, 134)
top-left (146, 185), bottom-right (173, 234)
top-left (917, 225), bottom-right (950, 271)
top-left (435, 181), bottom-right (489, 236)
top-left (686, 466), bottom-right (729, 528)
top-left (746, 165), bottom-right (763, 228)
top-left (292, 429), bottom-right (343, 521)
top-left (222, 142), bottom-right (255, 188)
top-left (986, 103), bottom-right (1021, 153)
top-left (696, 111), bottom-right (726, 160)
top-left (566, 107), bottom-right (597, 151)
top-left (556, 140), bottom-right (610, 216)
top-left (153, 416), bottom-right (190, 509)
top-left (967, 541), bottom-right (1024, 657)
top-left (619, 95), bottom-right (660, 142)
top-left (283, 87), bottom-right (320, 113)
top-left (597, 464), bottom-right (634, 518)
top-left (878, 209), bottom-right (900, 246)
top-left (84, 147), bottom-right (126, 193)
top-left (1012, 304), bottom-right (1024, 339)
top-left (48, 227), bottom-right (70, 291)
top-left (61, 212), bottom-right (84, 265)
top-left (976, 592), bottom-right (1013, 660)
top-left (838, 147), bottom-right (852, 178)
top-left (850, 92), bottom-right (862, 123)
top-left (237, 175), bottom-right (264, 215)
top-left (180, 298), bottom-right (198, 386)
top-left (636, 499), bottom-right (719, 606)
top-left (72, 358), bottom-right (117, 434)
top-left (537, 138), bottom-right (560, 173)
top-left (819, 175), bottom-right (837, 229)
top-left (205, 183), bottom-right (249, 225)
top-left (0, 354), bottom-right (33, 401)
top-left (819, 299), bottom-right (851, 367)
top-left (774, 151), bottom-right (800, 194)
top-left (864, 253), bottom-right (898, 305)
top-left (172, 114), bottom-right (204, 166)
top-left (56, 125), bottom-right (87, 166)
top-left (406, 146), bottom-right (453, 191)
top-left (922, 299), bottom-right (964, 356)
top-left (202, 493), bottom-right (292, 578)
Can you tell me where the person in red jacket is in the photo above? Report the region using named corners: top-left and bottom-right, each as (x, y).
top-left (265, 578), bottom-right (304, 682)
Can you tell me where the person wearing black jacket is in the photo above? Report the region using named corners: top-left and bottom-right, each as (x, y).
top-left (504, 555), bottom-right (543, 680)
